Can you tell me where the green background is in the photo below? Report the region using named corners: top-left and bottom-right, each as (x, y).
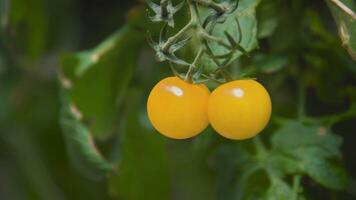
top-left (0, 0), bottom-right (356, 199)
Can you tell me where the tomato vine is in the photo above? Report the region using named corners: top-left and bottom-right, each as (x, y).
top-left (147, 0), bottom-right (250, 83)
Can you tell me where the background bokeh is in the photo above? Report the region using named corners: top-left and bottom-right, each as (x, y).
top-left (0, 0), bottom-right (356, 199)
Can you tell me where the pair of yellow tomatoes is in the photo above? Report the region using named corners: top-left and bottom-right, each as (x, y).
top-left (147, 76), bottom-right (272, 140)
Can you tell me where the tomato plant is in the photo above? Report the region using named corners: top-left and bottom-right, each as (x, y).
top-left (0, 0), bottom-right (356, 200)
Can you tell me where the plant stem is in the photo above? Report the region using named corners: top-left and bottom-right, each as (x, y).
top-left (200, 30), bottom-right (231, 49)
top-left (303, 103), bottom-right (356, 126)
top-left (193, 0), bottom-right (226, 13)
top-left (276, 102), bottom-right (356, 127)
top-left (188, 0), bottom-right (200, 20)
top-left (292, 175), bottom-right (301, 200)
top-left (219, 69), bottom-right (233, 82)
top-left (0, 32), bottom-right (21, 73)
top-left (185, 46), bottom-right (204, 82)
top-left (192, 47), bottom-right (204, 67)
top-left (162, 21), bottom-right (194, 51)
top-left (200, 74), bottom-right (225, 84)
top-left (160, 0), bottom-right (169, 17)
top-left (297, 82), bottom-right (306, 121)
top-left (235, 165), bottom-right (262, 200)
top-left (329, 0), bottom-right (356, 20)
top-left (158, 0), bottom-right (240, 83)
top-left (253, 136), bottom-right (267, 158)
top-left (162, 0), bottom-right (229, 52)
top-left (162, 0), bottom-right (199, 52)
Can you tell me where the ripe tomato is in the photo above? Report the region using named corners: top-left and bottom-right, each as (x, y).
top-left (147, 76), bottom-right (210, 139)
top-left (208, 79), bottom-right (271, 140)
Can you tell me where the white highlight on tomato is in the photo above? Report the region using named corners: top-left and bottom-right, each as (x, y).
top-left (231, 88), bottom-right (244, 98)
top-left (166, 86), bottom-right (184, 96)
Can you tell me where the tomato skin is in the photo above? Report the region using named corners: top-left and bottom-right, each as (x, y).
top-left (208, 80), bottom-right (272, 140)
top-left (147, 77), bottom-right (210, 139)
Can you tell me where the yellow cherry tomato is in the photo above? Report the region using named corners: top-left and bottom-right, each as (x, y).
top-left (147, 76), bottom-right (210, 139)
top-left (208, 79), bottom-right (272, 140)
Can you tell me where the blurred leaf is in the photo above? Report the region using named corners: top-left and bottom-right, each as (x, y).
top-left (8, 0), bottom-right (25, 24)
top-left (1, 127), bottom-right (66, 200)
top-left (265, 177), bottom-right (295, 200)
top-left (235, 168), bottom-right (269, 200)
top-left (301, 149), bottom-right (347, 190)
top-left (59, 86), bottom-right (115, 179)
top-left (266, 154), bottom-right (299, 177)
top-left (8, 0), bottom-right (49, 59)
top-left (0, 73), bottom-right (14, 123)
top-left (327, 0), bottom-right (356, 60)
top-left (108, 89), bottom-right (169, 200)
top-left (256, 0), bottom-right (280, 38)
top-left (212, 145), bottom-right (241, 200)
top-left (250, 53), bottom-right (288, 74)
top-left (272, 122), bottom-right (341, 155)
top-left (271, 121), bottom-right (348, 190)
top-left (0, 0), bottom-right (10, 31)
top-left (60, 25), bottom-right (144, 139)
top-left (192, 128), bottom-right (216, 152)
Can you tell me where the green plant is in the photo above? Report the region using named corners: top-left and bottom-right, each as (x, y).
top-left (1, 0), bottom-right (354, 199)
top-left (57, 0), bottom-right (356, 199)
top-left (147, 0), bottom-right (261, 83)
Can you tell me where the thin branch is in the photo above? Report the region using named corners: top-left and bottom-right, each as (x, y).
top-left (192, 46), bottom-right (204, 67)
top-left (162, 21), bottom-right (194, 51)
top-left (329, 0), bottom-right (356, 20)
top-left (161, 0), bottom-right (198, 51)
top-left (200, 73), bottom-right (225, 84)
top-left (185, 46), bottom-right (204, 81)
top-left (292, 175), bottom-right (302, 200)
top-left (297, 83), bottom-right (306, 121)
top-left (253, 136), bottom-right (268, 158)
top-left (193, 0), bottom-right (226, 13)
top-left (200, 30), bottom-right (231, 49)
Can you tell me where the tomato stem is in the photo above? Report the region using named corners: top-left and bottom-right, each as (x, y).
top-left (160, 0), bottom-right (169, 18)
top-left (149, 0), bottom-right (249, 83)
top-left (185, 46), bottom-right (204, 83)
top-left (297, 82), bottom-right (306, 121)
top-left (161, 20), bottom-right (194, 52)
top-left (193, 0), bottom-right (226, 13)
top-left (292, 174), bottom-right (302, 200)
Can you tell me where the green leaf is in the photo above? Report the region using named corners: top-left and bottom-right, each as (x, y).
top-left (59, 85), bottom-right (115, 179)
top-left (251, 53), bottom-right (288, 74)
top-left (271, 121), bottom-right (348, 190)
top-left (108, 89), bottom-right (169, 200)
top-left (300, 148), bottom-right (347, 190)
top-left (256, 0), bottom-right (280, 38)
top-left (8, 0), bottom-right (49, 59)
top-left (327, 0), bottom-right (356, 60)
top-left (266, 154), bottom-right (299, 177)
top-left (272, 122), bottom-right (342, 156)
top-left (60, 25), bottom-right (144, 139)
top-left (212, 144), bottom-right (246, 200)
top-left (221, 121), bottom-right (347, 200)
top-left (208, 0), bottom-right (261, 63)
top-left (265, 177), bottom-right (295, 200)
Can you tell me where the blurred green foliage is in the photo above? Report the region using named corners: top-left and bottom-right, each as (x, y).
top-left (0, 0), bottom-right (356, 200)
